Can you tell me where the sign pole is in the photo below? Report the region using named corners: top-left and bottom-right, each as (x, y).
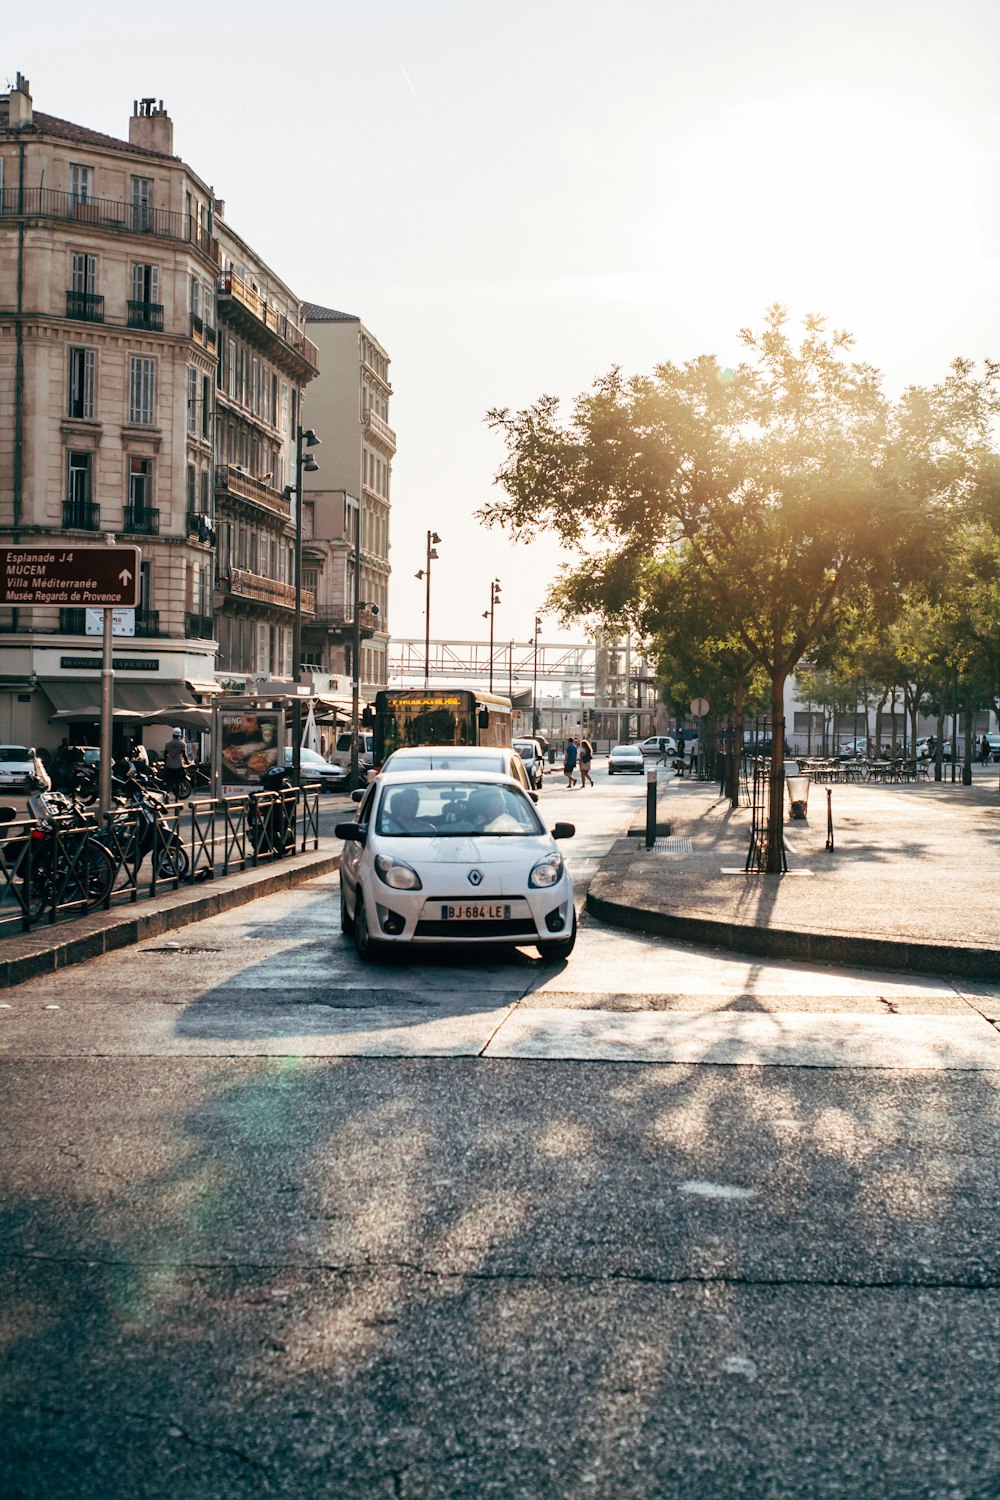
top-left (100, 606), bottom-right (114, 814)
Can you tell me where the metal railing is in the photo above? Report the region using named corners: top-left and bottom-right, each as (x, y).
top-left (122, 504), bottom-right (160, 535)
top-left (66, 290), bottom-right (104, 322)
top-left (0, 784), bottom-right (322, 935)
top-left (2, 187), bottom-right (218, 258)
top-left (62, 499), bottom-right (100, 531)
top-left (184, 612), bottom-right (215, 639)
top-left (127, 300), bottom-right (164, 331)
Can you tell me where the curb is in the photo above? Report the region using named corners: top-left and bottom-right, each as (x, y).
top-left (585, 884), bottom-right (1000, 982)
top-left (1, 850), bottom-right (340, 988)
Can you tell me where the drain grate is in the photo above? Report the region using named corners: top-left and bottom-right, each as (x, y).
top-left (650, 837), bottom-right (693, 853)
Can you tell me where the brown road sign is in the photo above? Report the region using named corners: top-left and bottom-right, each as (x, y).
top-left (0, 545), bottom-right (141, 607)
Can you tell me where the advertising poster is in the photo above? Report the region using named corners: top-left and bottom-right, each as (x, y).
top-left (219, 709), bottom-right (283, 786)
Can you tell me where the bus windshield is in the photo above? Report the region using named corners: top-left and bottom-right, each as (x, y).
top-left (373, 688), bottom-right (512, 761)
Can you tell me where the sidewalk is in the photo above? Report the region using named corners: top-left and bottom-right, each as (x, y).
top-left (586, 767), bottom-right (1000, 980)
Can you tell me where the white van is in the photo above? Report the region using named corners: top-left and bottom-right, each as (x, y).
top-left (331, 731), bottom-right (374, 771)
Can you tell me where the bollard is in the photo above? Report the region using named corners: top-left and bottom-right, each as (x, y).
top-left (825, 786), bottom-right (834, 851)
top-left (646, 768), bottom-right (657, 849)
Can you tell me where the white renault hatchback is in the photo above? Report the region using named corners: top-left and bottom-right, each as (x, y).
top-left (336, 770), bottom-right (576, 961)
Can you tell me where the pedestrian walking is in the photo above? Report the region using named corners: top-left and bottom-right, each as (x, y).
top-left (980, 734), bottom-right (990, 765)
top-left (688, 733), bottom-right (700, 776)
top-left (563, 737), bottom-right (578, 788)
top-left (578, 738), bottom-right (594, 787)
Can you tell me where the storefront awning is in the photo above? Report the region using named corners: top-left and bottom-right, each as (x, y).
top-left (42, 680), bottom-right (199, 723)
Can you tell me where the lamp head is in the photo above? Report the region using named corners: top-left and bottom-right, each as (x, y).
top-left (428, 548), bottom-right (438, 561)
top-left (303, 454), bottom-right (320, 473)
top-left (429, 531), bottom-right (441, 544)
top-left (415, 570), bottom-right (426, 581)
top-left (302, 428), bottom-right (321, 447)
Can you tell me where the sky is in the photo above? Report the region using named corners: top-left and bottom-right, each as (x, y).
top-left (8, 0), bottom-right (1000, 647)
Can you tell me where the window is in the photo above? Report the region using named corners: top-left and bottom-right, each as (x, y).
top-left (187, 367), bottom-right (198, 434)
top-left (69, 163), bottom-right (92, 205)
top-left (191, 276), bottom-right (200, 319)
top-left (68, 348), bottom-right (95, 419)
top-left (68, 451), bottom-right (92, 506)
top-left (128, 356), bottom-right (156, 425)
top-left (203, 281), bottom-right (214, 329)
top-left (71, 252), bottom-right (96, 295)
top-left (131, 262), bottom-right (159, 305)
top-left (187, 465), bottom-right (196, 514)
top-left (128, 457), bottom-right (152, 511)
top-left (130, 176), bottom-right (152, 231)
top-left (201, 468), bottom-right (210, 511)
top-left (202, 376), bottom-right (211, 439)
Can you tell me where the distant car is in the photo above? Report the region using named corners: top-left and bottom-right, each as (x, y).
top-left (513, 737), bottom-right (546, 789)
top-left (608, 744), bottom-right (644, 775)
top-left (336, 769), bottom-right (576, 960)
top-left (637, 735), bottom-right (677, 759)
top-left (0, 745), bottom-right (46, 791)
top-left (330, 731), bottom-right (374, 771)
top-left (916, 738), bottom-right (952, 760)
top-left (284, 747), bottom-right (348, 790)
top-left (376, 745), bottom-right (535, 796)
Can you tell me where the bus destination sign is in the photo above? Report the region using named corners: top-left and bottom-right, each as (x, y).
top-left (0, 545), bottom-right (141, 607)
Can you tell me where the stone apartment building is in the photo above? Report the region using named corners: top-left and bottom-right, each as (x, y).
top-left (300, 304), bottom-right (393, 698)
top-left (0, 74), bottom-right (317, 748)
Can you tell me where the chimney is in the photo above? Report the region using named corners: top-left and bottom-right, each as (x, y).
top-left (7, 72), bottom-right (33, 128)
top-left (129, 97), bottom-right (173, 155)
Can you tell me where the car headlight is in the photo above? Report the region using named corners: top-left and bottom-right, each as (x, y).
top-left (529, 852), bottom-right (563, 889)
top-left (374, 854), bottom-right (422, 891)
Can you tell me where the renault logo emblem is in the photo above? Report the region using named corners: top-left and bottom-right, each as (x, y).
top-left (467, 869), bottom-right (483, 887)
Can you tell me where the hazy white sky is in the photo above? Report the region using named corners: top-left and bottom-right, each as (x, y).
top-left (8, 1), bottom-right (1000, 644)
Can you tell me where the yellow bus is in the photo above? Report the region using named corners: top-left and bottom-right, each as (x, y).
top-left (371, 688), bottom-right (513, 765)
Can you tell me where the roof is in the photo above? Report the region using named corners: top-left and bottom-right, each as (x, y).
top-left (302, 302), bottom-right (359, 324)
top-left (18, 110), bottom-right (178, 161)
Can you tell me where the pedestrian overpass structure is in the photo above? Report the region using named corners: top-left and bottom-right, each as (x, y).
top-left (385, 637), bottom-right (658, 743)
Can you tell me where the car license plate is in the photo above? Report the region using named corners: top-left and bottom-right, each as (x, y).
top-left (440, 903), bottom-right (511, 921)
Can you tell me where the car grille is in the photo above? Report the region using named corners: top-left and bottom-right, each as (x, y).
top-left (414, 916), bottom-right (538, 939)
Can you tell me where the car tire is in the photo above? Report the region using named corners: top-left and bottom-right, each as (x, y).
top-left (353, 895), bottom-right (381, 961)
top-left (340, 881), bottom-right (354, 934)
top-left (608, 768), bottom-right (614, 776)
top-left (537, 912), bottom-right (577, 962)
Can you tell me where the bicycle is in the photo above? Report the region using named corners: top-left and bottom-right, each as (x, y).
top-left (19, 792), bottom-right (115, 918)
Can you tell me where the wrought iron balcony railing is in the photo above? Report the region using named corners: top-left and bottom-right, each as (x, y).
top-left (2, 186), bottom-right (218, 259)
top-left (62, 499), bottom-right (100, 531)
top-left (185, 612), bottom-right (215, 639)
top-left (66, 290), bottom-right (105, 323)
top-left (127, 300), bottom-right (164, 332)
top-left (122, 504), bottom-right (159, 535)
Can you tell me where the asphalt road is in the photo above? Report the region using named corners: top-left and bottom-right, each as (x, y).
top-left (2, 762), bottom-right (999, 1499)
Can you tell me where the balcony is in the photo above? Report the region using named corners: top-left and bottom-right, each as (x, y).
top-left (216, 464), bottom-right (291, 521)
top-left (1, 186), bottom-right (219, 261)
top-left (185, 612), bottom-right (215, 639)
top-left (59, 606), bottom-right (159, 636)
top-left (216, 271), bottom-right (318, 378)
top-left (62, 499), bottom-right (100, 531)
top-left (311, 605), bottom-right (382, 639)
top-left (122, 504), bottom-right (160, 536)
top-left (363, 409), bottom-right (397, 451)
top-left (221, 569), bottom-right (315, 614)
top-left (127, 300), bottom-right (164, 332)
top-left (66, 290), bottom-right (105, 323)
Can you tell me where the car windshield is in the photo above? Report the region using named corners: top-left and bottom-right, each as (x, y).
top-left (374, 780), bottom-right (544, 838)
top-left (382, 752), bottom-right (506, 774)
top-left (0, 748), bottom-right (29, 763)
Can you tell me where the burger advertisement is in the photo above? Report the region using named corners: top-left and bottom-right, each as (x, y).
top-left (219, 710), bottom-right (284, 786)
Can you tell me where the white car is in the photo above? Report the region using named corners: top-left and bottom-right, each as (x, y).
top-left (637, 735), bottom-right (677, 758)
top-left (607, 744), bottom-right (644, 775)
top-left (336, 770), bottom-right (576, 960)
top-left (375, 744), bottom-right (535, 796)
top-left (0, 745), bottom-right (48, 791)
top-left (513, 737), bottom-right (546, 789)
top-left (283, 747), bottom-right (348, 790)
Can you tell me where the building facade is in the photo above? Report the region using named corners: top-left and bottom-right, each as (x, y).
top-left (300, 304), bottom-right (392, 699)
top-left (0, 76), bottom-right (317, 747)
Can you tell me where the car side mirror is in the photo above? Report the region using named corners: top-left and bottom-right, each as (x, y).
top-left (351, 788), bottom-right (365, 803)
top-left (529, 791), bottom-right (538, 803)
top-left (335, 822), bottom-right (367, 843)
top-left (551, 822), bottom-right (575, 840)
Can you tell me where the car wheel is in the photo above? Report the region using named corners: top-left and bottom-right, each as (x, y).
top-left (353, 895), bottom-right (381, 961)
top-left (340, 880), bottom-right (354, 934)
top-left (608, 768), bottom-right (614, 776)
top-left (537, 912), bottom-right (577, 962)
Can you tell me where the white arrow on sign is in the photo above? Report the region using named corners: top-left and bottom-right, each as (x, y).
top-left (119, 568), bottom-right (133, 586)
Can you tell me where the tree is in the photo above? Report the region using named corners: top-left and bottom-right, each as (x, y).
top-left (484, 307), bottom-right (917, 870)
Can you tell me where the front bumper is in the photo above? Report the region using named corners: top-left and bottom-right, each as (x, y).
top-left (365, 877), bottom-right (575, 945)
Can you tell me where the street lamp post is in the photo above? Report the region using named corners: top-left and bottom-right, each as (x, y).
top-left (288, 423), bottom-right (320, 781)
top-left (414, 530), bottom-right (441, 689)
top-left (532, 613), bottom-right (542, 735)
top-left (481, 577), bottom-right (501, 691)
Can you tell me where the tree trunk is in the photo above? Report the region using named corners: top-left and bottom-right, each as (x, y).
top-left (766, 669), bottom-right (786, 874)
top-left (730, 680), bottom-right (745, 808)
top-left (934, 706), bottom-right (945, 782)
top-left (963, 695), bottom-right (973, 786)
